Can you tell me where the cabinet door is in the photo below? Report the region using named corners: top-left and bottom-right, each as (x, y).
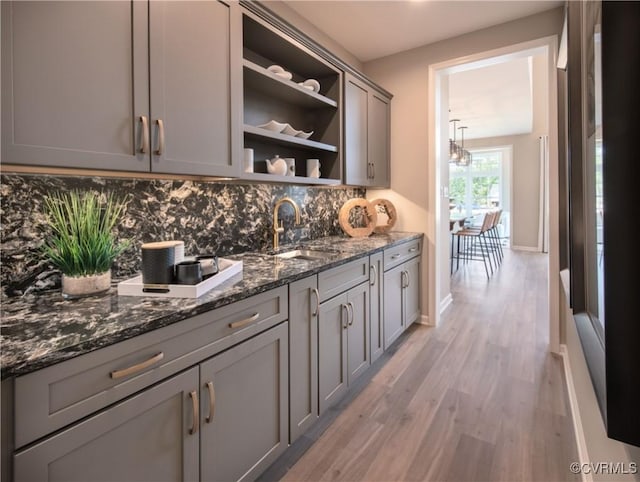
top-left (403, 257), bottom-right (421, 327)
top-left (14, 368), bottom-right (199, 482)
top-left (1, 1), bottom-right (149, 171)
top-left (288, 275), bottom-right (319, 443)
top-left (200, 322), bottom-right (288, 482)
top-left (344, 73), bottom-right (369, 186)
top-left (383, 263), bottom-right (404, 349)
top-left (347, 282), bottom-right (370, 385)
top-left (149, 0), bottom-right (241, 176)
top-left (369, 252), bottom-right (384, 362)
top-left (368, 91), bottom-right (391, 187)
top-left (318, 293), bottom-right (348, 414)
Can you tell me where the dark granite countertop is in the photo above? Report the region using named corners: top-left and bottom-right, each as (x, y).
top-left (1, 232), bottom-right (422, 379)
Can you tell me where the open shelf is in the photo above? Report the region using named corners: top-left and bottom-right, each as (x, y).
top-left (244, 125), bottom-right (338, 152)
top-left (243, 60), bottom-right (337, 109)
top-left (239, 172), bottom-right (340, 185)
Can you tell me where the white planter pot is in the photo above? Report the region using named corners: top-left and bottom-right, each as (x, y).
top-left (62, 271), bottom-right (111, 299)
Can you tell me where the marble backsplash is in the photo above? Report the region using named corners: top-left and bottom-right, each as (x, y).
top-left (0, 174), bottom-right (364, 296)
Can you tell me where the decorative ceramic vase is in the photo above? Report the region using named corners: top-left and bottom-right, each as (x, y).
top-left (62, 271), bottom-right (111, 299)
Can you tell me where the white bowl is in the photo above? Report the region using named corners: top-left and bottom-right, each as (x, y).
top-left (256, 120), bottom-right (287, 133)
top-left (302, 79), bottom-right (320, 93)
top-left (297, 82), bottom-right (315, 91)
top-left (267, 65), bottom-right (292, 80)
top-left (296, 130), bottom-right (314, 139)
top-left (281, 124), bottom-right (301, 136)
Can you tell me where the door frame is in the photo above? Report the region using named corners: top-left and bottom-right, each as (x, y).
top-left (427, 35), bottom-right (561, 353)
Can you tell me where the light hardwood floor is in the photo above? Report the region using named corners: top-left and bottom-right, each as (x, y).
top-left (277, 249), bottom-right (580, 482)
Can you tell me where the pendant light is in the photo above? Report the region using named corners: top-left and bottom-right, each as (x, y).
top-left (457, 126), bottom-right (472, 167)
top-left (449, 119), bottom-right (460, 163)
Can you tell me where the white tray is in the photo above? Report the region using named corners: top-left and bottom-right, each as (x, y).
top-left (117, 258), bottom-right (243, 299)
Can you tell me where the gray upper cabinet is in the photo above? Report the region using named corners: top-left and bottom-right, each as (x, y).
top-left (288, 275), bottom-right (319, 444)
top-left (1, 1), bottom-right (149, 171)
top-left (241, 11), bottom-right (343, 185)
top-left (343, 72), bottom-right (391, 188)
top-left (13, 367), bottom-right (199, 482)
top-left (149, 1), bottom-right (241, 176)
top-left (1, 1), bottom-right (240, 177)
top-left (199, 322), bottom-right (288, 482)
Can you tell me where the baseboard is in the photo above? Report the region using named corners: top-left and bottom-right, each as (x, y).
top-left (417, 314), bottom-right (431, 326)
top-left (560, 344), bottom-right (593, 482)
top-left (511, 245), bottom-right (540, 252)
top-left (439, 293), bottom-right (453, 314)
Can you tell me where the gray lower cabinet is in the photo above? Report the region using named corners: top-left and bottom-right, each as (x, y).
top-left (288, 276), bottom-right (319, 443)
top-left (318, 282), bottom-right (369, 414)
top-left (369, 252), bottom-right (384, 363)
top-left (199, 322), bottom-right (288, 482)
top-left (1, 0), bottom-right (240, 176)
top-left (13, 367), bottom-right (199, 482)
top-left (343, 72), bottom-right (391, 187)
top-left (383, 255), bottom-right (421, 349)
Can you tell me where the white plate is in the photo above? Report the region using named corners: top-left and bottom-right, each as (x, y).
top-left (267, 65), bottom-right (292, 80)
top-left (281, 124), bottom-right (301, 136)
top-left (256, 120), bottom-right (287, 133)
top-left (302, 79), bottom-right (320, 93)
top-left (296, 130), bottom-right (313, 139)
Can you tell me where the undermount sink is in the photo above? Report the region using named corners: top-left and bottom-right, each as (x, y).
top-left (274, 249), bottom-right (337, 261)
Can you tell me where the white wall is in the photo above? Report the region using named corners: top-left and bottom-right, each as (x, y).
top-left (464, 52), bottom-right (548, 250)
top-left (363, 7), bottom-right (563, 322)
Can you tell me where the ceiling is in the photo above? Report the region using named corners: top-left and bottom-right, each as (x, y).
top-left (284, 0), bottom-right (562, 63)
top-left (449, 56), bottom-right (534, 140)
top-left (284, 0), bottom-right (553, 140)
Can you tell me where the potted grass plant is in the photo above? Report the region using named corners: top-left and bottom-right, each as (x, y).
top-left (41, 190), bottom-right (130, 298)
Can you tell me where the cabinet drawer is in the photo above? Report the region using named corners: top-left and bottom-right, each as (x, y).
top-left (383, 239), bottom-right (421, 271)
top-left (14, 286), bottom-right (287, 448)
top-left (318, 257), bottom-right (369, 302)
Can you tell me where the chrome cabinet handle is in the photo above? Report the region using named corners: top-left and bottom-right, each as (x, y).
top-left (391, 253), bottom-right (400, 260)
top-left (371, 162), bottom-right (375, 180)
top-left (406, 270), bottom-right (411, 287)
top-left (229, 312), bottom-right (260, 329)
top-left (205, 381), bottom-right (215, 423)
top-left (347, 302), bottom-right (354, 326)
top-left (409, 246), bottom-right (418, 253)
top-left (370, 264), bottom-right (377, 286)
top-left (155, 119), bottom-right (165, 155)
top-left (311, 288), bottom-right (320, 317)
top-left (110, 352), bottom-right (164, 379)
top-left (139, 115), bottom-right (149, 154)
top-left (189, 390), bottom-right (199, 435)
top-left (341, 304), bottom-right (349, 329)
top-left (401, 271), bottom-right (407, 289)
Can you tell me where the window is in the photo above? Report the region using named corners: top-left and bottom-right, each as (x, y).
top-left (449, 148), bottom-right (509, 238)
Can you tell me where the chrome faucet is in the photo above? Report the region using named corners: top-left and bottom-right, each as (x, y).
top-left (273, 197), bottom-right (301, 251)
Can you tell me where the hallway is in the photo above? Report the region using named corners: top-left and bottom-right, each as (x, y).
top-left (280, 250), bottom-right (580, 481)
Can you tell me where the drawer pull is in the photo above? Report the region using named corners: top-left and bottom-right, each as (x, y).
top-left (409, 247), bottom-right (418, 253)
top-left (155, 118), bottom-right (165, 156)
top-left (311, 288), bottom-right (320, 317)
top-left (139, 115), bottom-right (149, 154)
top-left (189, 390), bottom-right (199, 435)
top-left (391, 253), bottom-right (401, 260)
top-left (341, 304), bottom-right (349, 329)
top-left (347, 302), bottom-right (354, 326)
top-left (370, 264), bottom-right (377, 286)
top-left (229, 312), bottom-right (260, 329)
top-left (110, 352), bottom-right (164, 379)
top-left (205, 381), bottom-right (215, 423)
